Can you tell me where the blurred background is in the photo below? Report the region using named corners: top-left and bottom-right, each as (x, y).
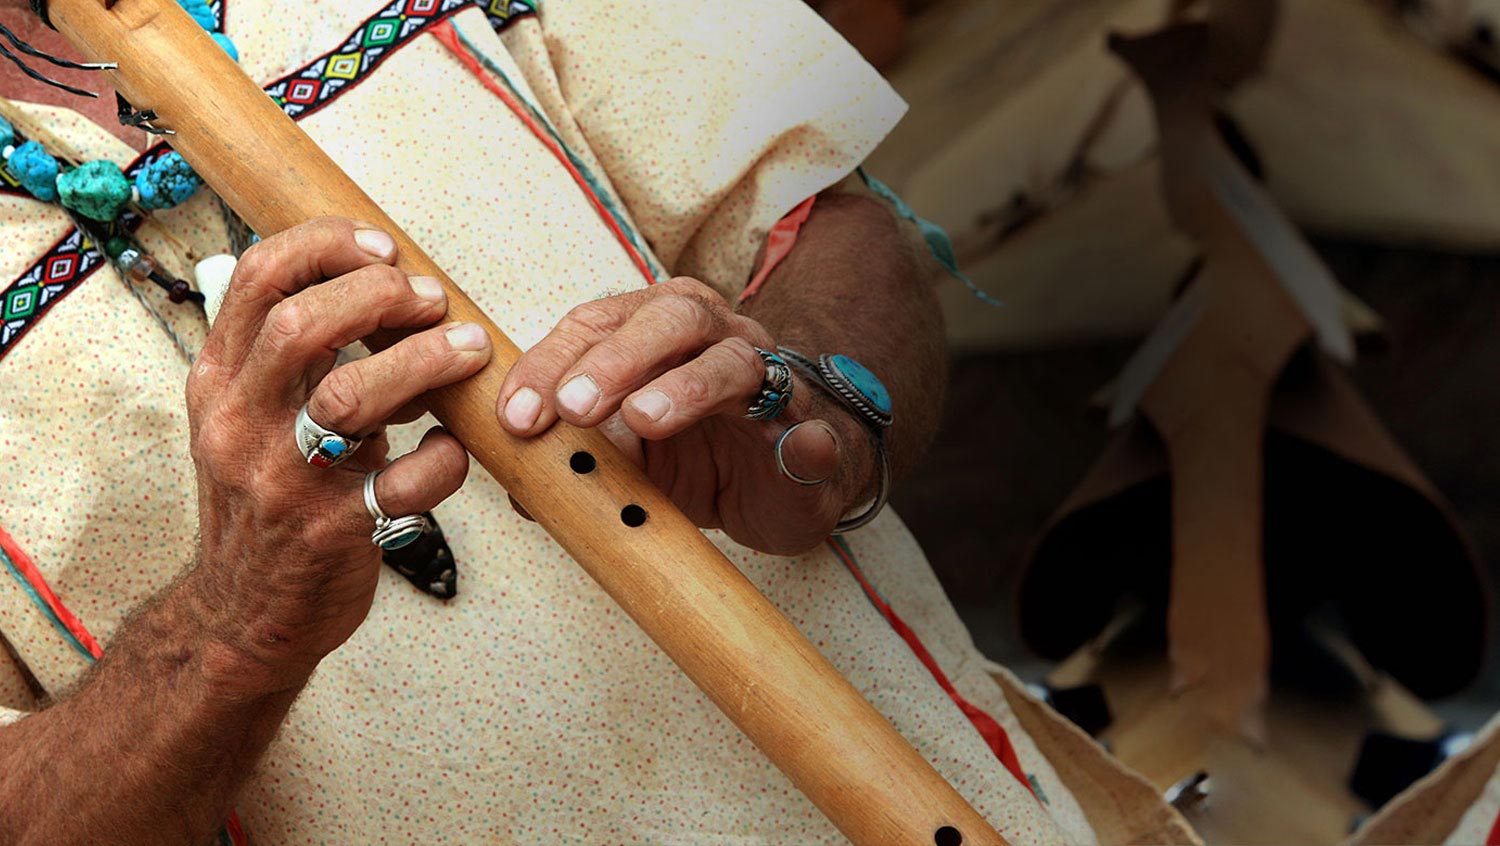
top-left (806, 0), bottom-right (1500, 841)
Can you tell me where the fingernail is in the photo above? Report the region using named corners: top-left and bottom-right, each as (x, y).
top-left (557, 374), bottom-right (600, 417)
top-left (409, 276), bottom-right (444, 302)
top-left (629, 390), bottom-right (671, 423)
top-left (445, 322), bottom-right (488, 351)
top-left (504, 387), bottom-right (542, 430)
top-left (354, 229), bottom-right (396, 258)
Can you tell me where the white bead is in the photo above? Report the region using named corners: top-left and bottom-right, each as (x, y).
top-left (1, 145), bottom-right (13, 161)
top-left (131, 185), bottom-right (141, 204)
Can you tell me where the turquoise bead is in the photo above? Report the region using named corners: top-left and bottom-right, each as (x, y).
top-left (7, 142), bottom-right (59, 202)
top-left (0, 116), bottom-right (13, 150)
top-left (135, 152), bottom-right (202, 210)
top-left (211, 32), bottom-right (239, 61)
top-left (57, 160), bottom-right (131, 222)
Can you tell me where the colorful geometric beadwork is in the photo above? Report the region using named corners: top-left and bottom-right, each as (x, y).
top-left (265, 0), bottom-right (537, 121)
top-left (0, 227), bottom-right (106, 357)
top-left (0, 0), bottom-right (536, 364)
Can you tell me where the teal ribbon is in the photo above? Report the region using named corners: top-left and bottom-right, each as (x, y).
top-left (0, 544), bottom-right (94, 663)
top-left (856, 168), bottom-right (1000, 307)
top-left (449, 24), bottom-right (667, 282)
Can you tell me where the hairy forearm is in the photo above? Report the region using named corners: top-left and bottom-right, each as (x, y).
top-left (740, 190), bottom-right (947, 490)
top-left (0, 564), bottom-right (307, 845)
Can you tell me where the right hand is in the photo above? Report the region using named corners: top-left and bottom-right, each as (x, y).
top-left (185, 217), bottom-right (491, 691)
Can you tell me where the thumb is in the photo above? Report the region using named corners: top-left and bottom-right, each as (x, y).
top-left (776, 420), bottom-right (840, 486)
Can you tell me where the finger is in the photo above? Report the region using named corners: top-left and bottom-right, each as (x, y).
top-left (497, 295), bottom-right (637, 435)
top-left (550, 292), bottom-right (742, 430)
top-left (775, 420), bottom-right (840, 486)
top-left (599, 410), bottom-right (646, 470)
top-left (208, 217), bottom-right (398, 367)
top-left (242, 265), bottom-right (450, 399)
top-left (619, 337), bottom-right (765, 439)
top-left (305, 322), bottom-right (491, 439)
top-left (343, 427), bottom-right (468, 539)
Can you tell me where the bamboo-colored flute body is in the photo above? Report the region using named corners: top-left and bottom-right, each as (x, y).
top-left (45, 1), bottom-right (1008, 843)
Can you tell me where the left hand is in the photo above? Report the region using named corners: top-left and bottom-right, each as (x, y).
top-left (496, 277), bottom-right (873, 554)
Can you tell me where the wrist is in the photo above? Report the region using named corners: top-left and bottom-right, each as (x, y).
top-left (184, 564), bottom-right (319, 698)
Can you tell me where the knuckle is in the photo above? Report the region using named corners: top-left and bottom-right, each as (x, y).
top-left (511, 345), bottom-right (571, 389)
top-left (352, 264), bottom-right (411, 310)
top-left (563, 300), bottom-right (615, 337)
top-left (263, 300), bottom-right (310, 352)
top-left (364, 262), bottom-right (408, 291)
top-left (231, 240), bottom-right (268, 283)
top-left (582, 341), bottom-right (637, 392)
top-left (654, 294), bottom-right (713, 338)
top-left (306, 216), bottom-right (347, 248)
top-left (674, 371), bottom-right (715, 409)
top-left (719, 335), bottom-right (761, 372)
top-left (184, 365), bottom-right (208, 409)
top-left (190, 410), bottom-right (241, 466)
top-left (314, 367), bottom-right (366, 429)
top-left (414, 336), bottom-right (455, 377)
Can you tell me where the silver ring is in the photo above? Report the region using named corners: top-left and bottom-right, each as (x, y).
top-left (774, 423), bottom-right (824, 486)
top-left (364, 469), bottom-right (389, 523)
top-left (363, 469), bottom-right (430, 550)
top-left (295, 404), bottom-right (362, 469)
top-left (373, 514), bottom-right (430, 551)
top-left (745, 348), bottom-right (793, 421)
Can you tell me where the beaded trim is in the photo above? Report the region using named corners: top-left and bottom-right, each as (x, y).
top-left (0, 0), bottom-right (537, 364)
top-left (0, 136), bottom-right (176, 359)
top-left (0, 226), bottom-right (103, 356)
top-left (266, 0), bottom-right (537, 121)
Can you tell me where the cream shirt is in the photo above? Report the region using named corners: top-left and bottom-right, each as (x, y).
top-left (0, 1), bottom-right (1154, 841)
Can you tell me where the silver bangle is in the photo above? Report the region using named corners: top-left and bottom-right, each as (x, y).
top-left (832, 435), bottom-right (890, 533)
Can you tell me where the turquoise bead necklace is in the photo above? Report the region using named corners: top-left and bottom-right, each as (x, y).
top-left (0, 0), bottom-right (245, 357)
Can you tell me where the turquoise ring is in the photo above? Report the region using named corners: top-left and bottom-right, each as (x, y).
top-left (364, 470), bottom-right (429, 551)
top-left (745, 348), bottom-right (793, 421)
top-left (295, 404), bottom-right (362, 469)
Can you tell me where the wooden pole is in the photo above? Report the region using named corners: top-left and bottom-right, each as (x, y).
top-left (45, 1), bottom-right (1010, 843)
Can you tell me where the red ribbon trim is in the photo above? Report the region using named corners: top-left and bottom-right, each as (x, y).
top-left (430, 19), bottom-right (658, 286)
top-left (826, 538), bottom-right (1036, 798)
top-left (739, 195), bottom-right (816, 303)
top-left (0, 527), bottom-right (249, 844)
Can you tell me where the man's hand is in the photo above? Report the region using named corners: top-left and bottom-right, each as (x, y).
top-left (497, 276), bottom-right (873, 555)
top-left (0, 217), bottom-right (492, 846)
top-left (188, 216), bottom-right (491, 688)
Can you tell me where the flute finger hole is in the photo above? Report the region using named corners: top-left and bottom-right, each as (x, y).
top-left (569, 451), bottom-right (596, 474)
top-left (934, 826), bottom-right (962, 846)
top-left (620, 504), bottom-right (647, 527)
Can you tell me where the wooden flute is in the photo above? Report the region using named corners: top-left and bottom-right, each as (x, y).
top-left (45, 1), bottom-right (1009, 843)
